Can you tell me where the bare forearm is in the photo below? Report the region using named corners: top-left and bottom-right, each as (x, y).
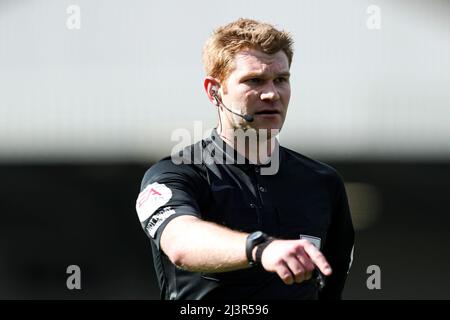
top-left (160, 216), bottom-right (333, 286)
top-left (160, 215), bottom-right (250, 273)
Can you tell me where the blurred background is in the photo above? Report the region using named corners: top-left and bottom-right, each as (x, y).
top-left (1, 0), bottom-right (449, 299)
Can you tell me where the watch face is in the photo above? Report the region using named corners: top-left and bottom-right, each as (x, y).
top-left (250, 231), bottom-right (263, 241)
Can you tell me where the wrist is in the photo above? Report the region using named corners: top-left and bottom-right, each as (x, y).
top-left (254, 237), bottom-right (275, 265)
top-left (252, 246), bottom-right (258, 262)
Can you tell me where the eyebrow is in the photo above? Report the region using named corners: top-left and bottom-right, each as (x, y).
top-left (241, 71), bottom-right (291, 79)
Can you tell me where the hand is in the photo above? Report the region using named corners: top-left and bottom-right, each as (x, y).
top-left (257, 239), bottom-right (332, 285)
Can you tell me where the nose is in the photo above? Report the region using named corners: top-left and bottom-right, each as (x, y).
top-left (260, 81), bottom-right (280, 102)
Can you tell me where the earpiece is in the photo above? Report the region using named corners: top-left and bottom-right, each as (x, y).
top-left (211, 86), bottom-right (220, 105)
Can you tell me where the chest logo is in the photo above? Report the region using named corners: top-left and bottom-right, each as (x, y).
top-left (300, 234), bottom-right (322, 250)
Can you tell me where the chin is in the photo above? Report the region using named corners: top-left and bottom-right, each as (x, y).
top-left (255, 120), bottom-right (283, 130)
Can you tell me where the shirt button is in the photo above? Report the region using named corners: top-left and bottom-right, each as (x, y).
top-left (255, 167), bottom-right (260, 173)
top-left (249, 203), bottom-right (256, 208)
top-left (258, 185), bottom-right (266, 192)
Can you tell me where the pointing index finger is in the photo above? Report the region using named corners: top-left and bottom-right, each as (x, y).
top-left (303, 242), bottom-right (332, 276)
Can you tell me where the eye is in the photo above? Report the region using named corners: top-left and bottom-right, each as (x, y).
top-left (274, 77), bottom-right (288, 84)
top-left (246, 78), bottom-right (263, 85)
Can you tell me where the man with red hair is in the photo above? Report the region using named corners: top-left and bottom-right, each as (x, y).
top-left (136, 18), bottom-right (354, 300)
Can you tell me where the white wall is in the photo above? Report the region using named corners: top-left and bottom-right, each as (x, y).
top-left (0, 0), bottom-right (449, 162)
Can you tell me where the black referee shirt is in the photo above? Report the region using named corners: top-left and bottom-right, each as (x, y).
top-left (136, 128), bottom-right (354, 300)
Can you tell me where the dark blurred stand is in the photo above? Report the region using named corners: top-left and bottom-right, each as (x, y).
top-left (1, 162), bottom-right (449, 299)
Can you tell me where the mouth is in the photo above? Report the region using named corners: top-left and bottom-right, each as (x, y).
top-left (254, 110), bottom-right (281, 117)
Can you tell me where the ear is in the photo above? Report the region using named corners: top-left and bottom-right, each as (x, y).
top-left (204, 76), bottom-right (221, 106)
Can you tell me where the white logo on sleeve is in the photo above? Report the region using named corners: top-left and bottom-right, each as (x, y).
top-left (136, 182), bottom-right (172, 222)
top-left (300, 234), bottom-right (322, 250)
top-left (146, 207), bottom-right (176, 238)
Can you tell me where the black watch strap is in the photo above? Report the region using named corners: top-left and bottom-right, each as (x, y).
top-left (246, 231), bottom-right (269, 266)
top-left (255, 238), bottom-right (275, 265)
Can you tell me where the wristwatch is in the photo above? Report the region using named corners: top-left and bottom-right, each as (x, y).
top-left (246, 231), bottom-right (269, 266)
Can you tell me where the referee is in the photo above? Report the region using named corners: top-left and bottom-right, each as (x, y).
top-left (136, 18), bottom-right (355, 300)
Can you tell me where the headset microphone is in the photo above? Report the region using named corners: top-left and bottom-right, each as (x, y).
top-left (212, 87), bottom-right (254, 123)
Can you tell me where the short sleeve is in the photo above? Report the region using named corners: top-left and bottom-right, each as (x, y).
top-left (136, 158), bottom-right (208, 250)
